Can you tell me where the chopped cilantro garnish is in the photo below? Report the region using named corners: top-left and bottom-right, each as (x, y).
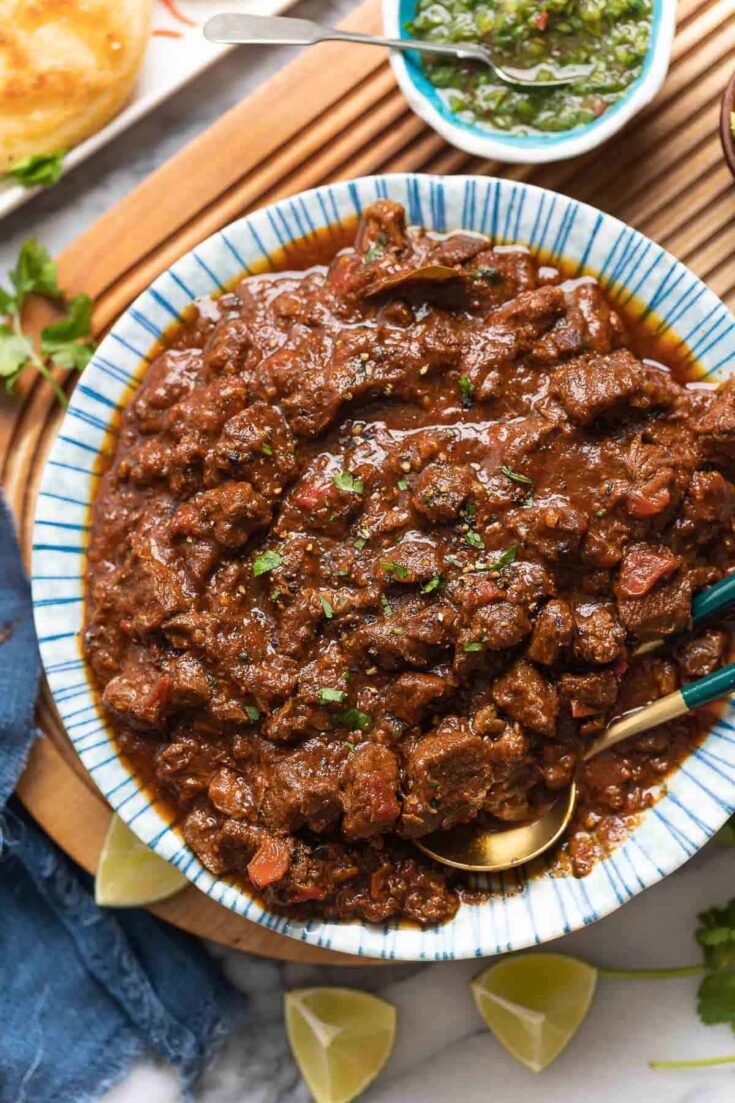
top-left (501, 465), bottom-right (533, 486)
top-left (6, 151), bottom-right (65, 189)
top-left (319, 595), bottom-right (334, 619)
top-left (270, 587), bottom-right (282, 601)
top-left (465, 531), bottom-right (484, 551)
top-left (493, 543), bottom-right (519, 569)
top-left (353, 537), bottom-right (367, 550)
top-left (252, 549), bottom-right (283, 577)
top-left (381, 593), bottom-right (393, 616)
top-left (458, 373), bottom-right (474, 405)
top-left (463, 641), bottom-right (484, 652)
top-left (465, 499), bottom-right (476, 517)
top-left (420, 575), bottom-right (442, 595)
top-left (365, 231), bottom-right (388, 263)
top-left (245, 706), bottom-right (261, 721)
top-left (334, 708), bottom-right (373, 732)
top-left (381, 560), bottom-right (409, 580)
top-left (470, 266), bottom-right (502, 285)
top-left (344, 741), bottom-right (357, 752)
top-left (397, 479), bottom-right (409, 491)
top-left (318, 687), bottom-right (347, 703)
top-left (445, 554), bottom-right (462, 567)
top-left (260, 443), bottom-right (273, 456)
top-left (391, 627), bottom-right (405, 636)
top-left (333, 470), bottom-right (364, 495)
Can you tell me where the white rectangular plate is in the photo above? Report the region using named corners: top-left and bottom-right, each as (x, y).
top-left (0, 0), bottom-right (293, 222)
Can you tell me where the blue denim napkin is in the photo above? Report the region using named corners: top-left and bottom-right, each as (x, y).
top-left (0, 495), bottom-right (246, 1103)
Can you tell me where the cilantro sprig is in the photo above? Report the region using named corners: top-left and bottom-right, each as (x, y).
top-left (5, 151), bottom-right (66, 189)
top-left (0, 240), bottom-right (94, 405)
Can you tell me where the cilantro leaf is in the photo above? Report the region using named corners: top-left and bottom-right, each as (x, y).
top-left (697, 971), bottom-right (735, 1026)
top-left (380, 593), bottom-right (393, 616)
top-left (318, 687), bottom-right (347, 703)
top-left (397, 479), bottom-right (409, 491)
top-left (463, 641), bottom-right (484, 652)
top-left (501, 465), bottom-right (533, 486)
top-left (245, 706), bottom-right (261, 722)
top-left (381, 560), bottom-right (409, 580)
top-left (465, 531), bottom-right (484, 550)
top-left (10, 239), bottom-right (61, 306)
top-left (0, 327), bottom-right (33, 388)
top-left (333, 708), bottom-right (373, 733)
top-left (697, 901), bottom-right (735, 971)
top-left (319, 595), bottom-right (334, 619)
top-left (333, 469), bottom-right (364, 495)
top-left (420, 574), bottom-right (442, 594)
top-left (6, 151), bottom-right (65, 189)
top-left (458, 373), bottom-right (474, 405)
top-left (470, 266), bottom-right (502, 285)
top-left (493, 543), bottom-right (519, 569)
top-left (253, 549), bottom-right (283, 577)
top-left (365, 232), bottom-right (388, 263)
top-left (41, 294), bottom-right (95, 370)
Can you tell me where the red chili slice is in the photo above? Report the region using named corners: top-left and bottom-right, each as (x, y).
top-left (247, 836), bottom-right (291, 889)
top-left (618, 545), bottom-right (680, 597)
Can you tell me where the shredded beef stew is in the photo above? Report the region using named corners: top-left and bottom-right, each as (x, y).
top-left (85, 201), bottom-right (735, 926)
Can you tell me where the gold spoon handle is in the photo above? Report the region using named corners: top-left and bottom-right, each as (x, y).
top-left (584, 691), bottom-right (687, 760)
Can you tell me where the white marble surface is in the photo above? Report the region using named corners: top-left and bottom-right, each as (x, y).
top-left (4, 11), bottom-right (735, 1102)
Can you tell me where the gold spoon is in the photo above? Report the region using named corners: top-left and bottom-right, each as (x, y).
top-left (416, 662), bottom-right (735, 872)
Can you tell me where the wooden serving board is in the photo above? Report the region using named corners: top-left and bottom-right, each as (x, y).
top-left (4, 0), bottom-right (735, 963)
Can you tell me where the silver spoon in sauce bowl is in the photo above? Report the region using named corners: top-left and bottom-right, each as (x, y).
top-left (203, 13), bottom-right (590, 91)
top-left (416, 661), bottom-right (735, 873)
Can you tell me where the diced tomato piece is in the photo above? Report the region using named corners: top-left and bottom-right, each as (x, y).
top-left (627, 485), bottom-right (671, 517)
top-left (291, 885), bottom-right (328, 902)
top-left (292, 481), bottom-right (332, 511)
top-left (464, 578), bottom-right (504, 612)
top-left (247, 836), bottom-right (291, 889)
top-left (618, 545), bottom-right (680, 597)
top-left (571, 699), bottom-right (599, 719)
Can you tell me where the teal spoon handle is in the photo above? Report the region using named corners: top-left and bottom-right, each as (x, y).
top-left (681, 661), bottom-right (735, 709)
top-left (692, 572), bottom-right (735, 627)
top-left (586, 662), bottom-right (735, 759)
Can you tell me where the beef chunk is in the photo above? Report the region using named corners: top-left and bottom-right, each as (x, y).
top-left (211, 402), bottom-right (297, 492)
top-left (378, 539), bottom-right (443, 584)
top-left (560, 671), bottom-right (619, 715)
top-left (171, 481), bottom-right (271, 548)
top-left (573, 602), bottom-right (626, 664)
top-left (484, 723), bottom-right (536, 822)
top-left (260, 740), bottom-right (343, 832)
top-left (508, 503), bottom-right (587, 562)
top-left (553, 349), bottom-right (675, 426)
top-left (465, 601), bottom-right (531, 651)
top-left (491, 659), bottom-right (559, 737)
top-left (502, 560), bottom-right (556, 609)
top-left (412, 463), bottom-right (474, 523)
top-left (401, 722), bottom-right (492, 837)
top-left (103, 670), bottom-right (171, 731)
top-left (182, 803), bottom-right (225, 875)
top-left (344, 599), bottom-right (457, 670)
top-left (616, 573), bottom-right (693, 641)
top-left (156, 735), bottom-right (229, 801)
top-left (168, 654), bottom-right (211, 707)
top-left (678, 470), bottom-right (735, 545)
top-left (342, 744), bottom-right (401, 839)
top-left (617, 543), bottom-right (680, 598)
top-left (208, 768), bottom-right (254, 819)
top-left (677, 628), bottom-right (728, 681)
top-left (377, 672), bottom-right (449, 723)
top-left (530, 279), bottom-right (624, 364)
top-left (700, 378), bottom-right (735, 463)
top-left (527, 599), bottom-right (574, 664)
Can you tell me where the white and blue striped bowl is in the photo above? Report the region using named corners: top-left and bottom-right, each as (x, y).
top-left (32, 174), bottom-right (735, 961)
top-left (382, 0), bottom-right (675, 163)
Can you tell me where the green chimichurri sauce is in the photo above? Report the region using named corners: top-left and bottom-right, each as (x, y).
top-left (406, 0), bottom-right (652, 134)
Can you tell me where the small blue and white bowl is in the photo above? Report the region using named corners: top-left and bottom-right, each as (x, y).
top-left (382, 0), bottom-right (676, 163)
top-left (33, 174), bottom-right (735, 961)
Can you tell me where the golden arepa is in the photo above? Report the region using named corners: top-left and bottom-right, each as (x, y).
top-left (0, 0), bottom-right (153, 172)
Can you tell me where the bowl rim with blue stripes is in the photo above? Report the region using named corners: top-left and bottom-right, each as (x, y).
top-left (32, 173), bottom-right (735, 962)
top-left (381, 0), bottom-right (675, 164)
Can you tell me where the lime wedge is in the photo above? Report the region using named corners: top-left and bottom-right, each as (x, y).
top-left (285, 988), bottom-right (396, 1103)
top-left (95, 814), bottom-right (187, 907)
top-left (471, 953), bottom-right (597, 1073)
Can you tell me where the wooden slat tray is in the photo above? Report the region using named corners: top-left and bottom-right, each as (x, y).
top-left (4, 0), bottom-right (735, 963)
